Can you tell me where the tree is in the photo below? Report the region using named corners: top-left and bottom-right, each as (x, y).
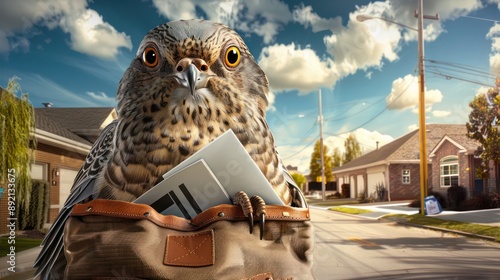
top-left (331, 147), bottom-right (343, 168)
top-left (466, 79), bottom-right (500, 193)
top-left (343, 133), bottom-right (362, 164)
top-left (0, 78), bottom-right (36, 223)
top-left (309, 140), bottom-right (334, 182)
top-left (290, 173), bottom-right (306, 191)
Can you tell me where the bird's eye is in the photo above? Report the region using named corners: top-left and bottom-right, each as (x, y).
top-left (142, 47), bottom-right (159, 67)
top-left (225, 46), bottom-right (241, 68)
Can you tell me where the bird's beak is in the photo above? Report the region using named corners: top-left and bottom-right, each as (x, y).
top-left (173, 63), bottom-right (214, 95)
top-left (186, 64), bottom-right (198, 95)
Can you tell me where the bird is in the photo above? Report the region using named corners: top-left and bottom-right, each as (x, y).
top-left (34, 19), bottom-right (298, 279)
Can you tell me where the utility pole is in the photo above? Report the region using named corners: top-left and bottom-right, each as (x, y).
top-left (416, 0), bottom-right (439, 215)
top-left (318, 89), bottom-right (326, 201)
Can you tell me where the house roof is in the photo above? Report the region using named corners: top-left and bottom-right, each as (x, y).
top-left (35, 107), bottom-right (117, 143)
top-left (333, 124), bottom-right (469, 173)
top-left (35, 107), bottom-right (116, 130)
top-left (35, 109), bottom-right (92, 146)
top-left (429, 133), bottom-right (480, 157)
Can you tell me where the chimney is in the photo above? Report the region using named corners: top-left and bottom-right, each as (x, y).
top-left (376, 141), bottom-right (379, 150)
top-left (42, 102), bottom-right (53, 108)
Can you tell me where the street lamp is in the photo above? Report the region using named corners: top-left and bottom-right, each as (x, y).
top-left (357, 0), bottom-right (438, 215)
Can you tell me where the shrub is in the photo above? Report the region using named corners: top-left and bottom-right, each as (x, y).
top-left (341, 184), bottom-right (350, 198)
top-left (18, 179), bottom-right (49, 230)
top-left (447, 185), bottom-right (467, 209)
top-left (327, 191), bottom-right (342, 199)
top-left (460, 193), bottom-right (500, 210)
top-left (408, 190), bottom-right (448, 209)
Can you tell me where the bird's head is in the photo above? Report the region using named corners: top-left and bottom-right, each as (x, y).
top-left (116, 19), bottom-right (270, 127)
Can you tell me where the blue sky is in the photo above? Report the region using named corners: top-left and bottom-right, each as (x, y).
top-left (1, 0), bottom-right (499, 173)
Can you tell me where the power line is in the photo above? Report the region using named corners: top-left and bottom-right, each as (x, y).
top-left (425, 58), bottom-right (496, 88)
top-left (323, 66), bottom-right (418, 136)
top-left (281, 135), bottom-right (319, 160)
top-left (461, 15), bottom-right (499, 24)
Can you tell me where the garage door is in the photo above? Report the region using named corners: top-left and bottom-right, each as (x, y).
top-left (59, 168), bottom-right (79, 207)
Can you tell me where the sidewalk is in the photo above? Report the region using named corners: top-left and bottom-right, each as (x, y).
top-left (340, 202), bottom-right (500, 227)
top-left (0, 246), bottom-right (39, 279)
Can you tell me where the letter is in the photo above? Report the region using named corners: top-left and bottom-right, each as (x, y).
top-left (226, 160), bottom-right (242, 176)
top-left (216, 170), bottom-right (230, 186)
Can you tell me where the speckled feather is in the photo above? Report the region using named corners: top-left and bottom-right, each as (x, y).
top-left (97, 20), bottom-right (291, 202)
top-left (35, 19), bottom-right (292, 279)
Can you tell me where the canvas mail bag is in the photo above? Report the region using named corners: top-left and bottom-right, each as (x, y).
top-left (63, 196), bottom-right (314, 279)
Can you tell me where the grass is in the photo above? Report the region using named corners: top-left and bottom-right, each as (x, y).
top-left (330, 206), bottom-right (372, 214)
top-left (329, 208), bottom-right (500, 242)
top-left (0, 237), bottom-right (42, 256)
top-left (307, 198), bottom-right (360, 207)
top-left (404, 214), bottom-right (500, 241)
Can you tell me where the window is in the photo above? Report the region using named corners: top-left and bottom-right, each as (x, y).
top-left (440, 156), bottom-right (459, 187)
top-left (402, 169), bottom-right (410, 184)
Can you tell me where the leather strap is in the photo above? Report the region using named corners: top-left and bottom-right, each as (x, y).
top-left (71, 199), bottom-right (310, 231)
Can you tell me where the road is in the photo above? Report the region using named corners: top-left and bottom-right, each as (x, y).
top-left (1, 208), bottom-right (499, 279)
top-left (311, 207), bottom-right (500, 279)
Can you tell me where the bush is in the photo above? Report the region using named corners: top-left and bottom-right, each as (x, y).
top-left (327, 191), bottom-right (342, 199)
top-left (18, 179), bottom-right (49, 230)
top-left (447, 185), bottom-right (467, 209)
top-left (341, 184), bottom-right (350, 198)
top-left (408, 190), bottom-right (448, 209)
top-left (460, 193), bottom-right (500, 210)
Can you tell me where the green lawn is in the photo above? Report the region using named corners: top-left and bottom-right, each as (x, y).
top-left (0, 237), bottom-right (42, 256)
top-left (330, 206), bottom-right (372, 214)
top-left (404, 214), bottom-right (500, 241)
top-left (329, 208), bottom-right (500, 242)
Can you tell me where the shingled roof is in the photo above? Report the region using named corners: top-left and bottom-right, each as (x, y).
top-left (334, 124), bottom-right (471, 173)
top-left (35, 109), bottom-right (92, 145)
top-left (35, 107), bottom-right (116, 143)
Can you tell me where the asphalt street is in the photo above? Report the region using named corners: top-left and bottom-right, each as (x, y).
top-left (1, 203), bottom-right (499, 279)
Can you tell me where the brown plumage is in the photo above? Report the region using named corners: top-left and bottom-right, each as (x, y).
top-left (34, 19), bottom-right (294, 279)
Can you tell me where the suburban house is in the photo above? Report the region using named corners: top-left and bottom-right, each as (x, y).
top-left (32, 107), bottom-right (117, 225)
top-left (332, 124), bottom-right (493, 201)
top-left (0, 105), bottom-right (116, 234)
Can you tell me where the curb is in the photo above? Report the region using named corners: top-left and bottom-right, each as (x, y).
top-left (380, 217), bottom-right (498, 243)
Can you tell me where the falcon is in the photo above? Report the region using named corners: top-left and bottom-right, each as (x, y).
top-left (34, 19), bottom-right (300, 279)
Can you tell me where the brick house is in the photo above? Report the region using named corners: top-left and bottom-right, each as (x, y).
top-left (0, 107), bottom-right (116, 234)
top-left (332, 124), bottom-right (492, 201)
top-left (428, 134), bottom-right (494, 196)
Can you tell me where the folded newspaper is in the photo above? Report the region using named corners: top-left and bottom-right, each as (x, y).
top-left (134, 129), bottom-right (284, 219)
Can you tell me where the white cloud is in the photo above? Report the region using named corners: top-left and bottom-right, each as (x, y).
top-left (266, 87), bottom-right (277, 112)
top-left (487, 23), bottom-right (500, 73)
top-left (258, 43), bottom-right (339, 93)
top-left (476, 86), bottom-right (491, 96)
top-left (432, 110), bottom-right (451, 117)
top-left (386, 74), bottom-right (443, 111)
top-left (152, 0), bottom-right (199, 20)
top-left (325, 128), bottom-right (394, 155)
top-left (292, 4), bottom-right (342, 32)
top-left (278, 128), bottom-right (394, 173)
top-left (0, 0), bottom-right (132, 59)
top-left (25, 74), bottom-right (100, 107)
top-left (60, 9), bottom-right (132, 59)
top-left (151, 0), bottom-right (292, 44)
top-left (324, 3), bottom-right (401, 77)
top-left (278, 144), bottom-right (315, 174)
top-left (86, 91), bottom-right (116, 106)
top-left (408, 124), bottom-right (418, 131)
top-left (387, 0), bottom-right (483, 42)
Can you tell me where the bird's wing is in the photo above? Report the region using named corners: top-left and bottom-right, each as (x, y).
top-left (34, 120), bottom-right (117, 279)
